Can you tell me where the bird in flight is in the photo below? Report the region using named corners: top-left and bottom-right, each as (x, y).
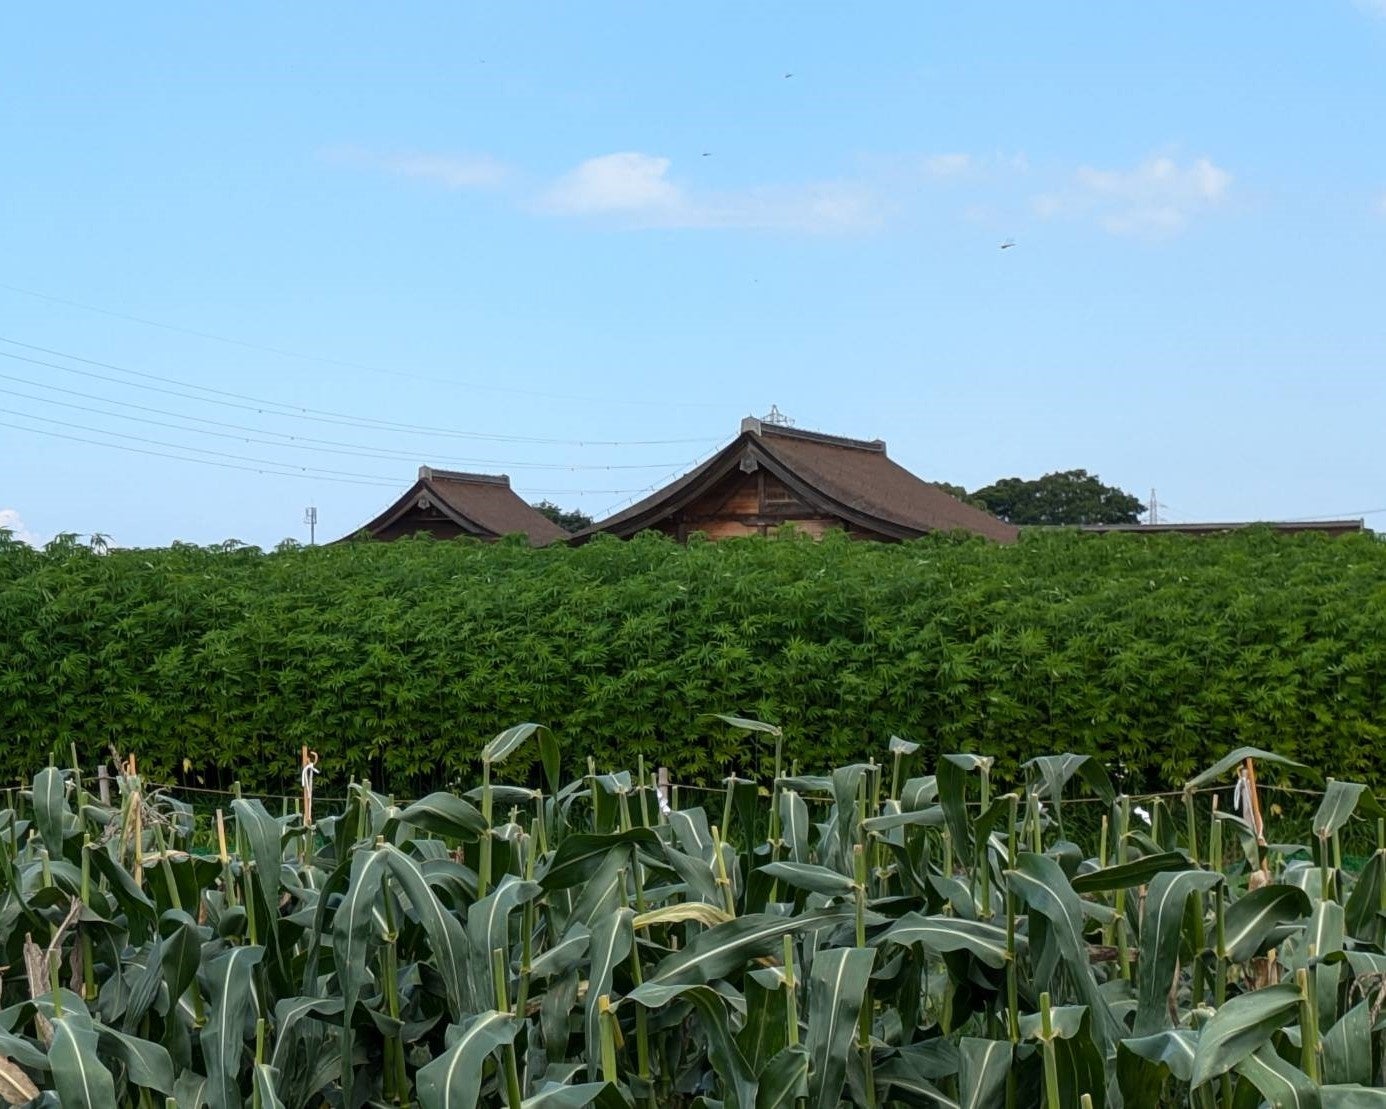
top-left (783, 73), bottom-right (793, 78)
top-left (702, 152), bottom-right (712, 157)
top-left (1000, 239), bottom-right (1016, 250)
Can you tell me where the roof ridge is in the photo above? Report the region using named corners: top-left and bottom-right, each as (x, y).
top-left (740, 417), bottom-right (885, 453)
top-left (418, 466), bottom-right (510, 487)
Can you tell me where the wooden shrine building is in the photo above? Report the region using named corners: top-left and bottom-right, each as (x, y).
top-left (574, 418), bottom-right (1018, 544)
top-left (1078, 520), bottom-right (1366, 537)
top-left (344, 467), bottom-right (569, 546)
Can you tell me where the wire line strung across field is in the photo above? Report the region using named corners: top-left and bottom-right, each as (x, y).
top-left (0, 377), bottom-right (699, 472)
top-left (24, 771), bottom-right (1328, 813)
top-left (0, 340), bottom-right (725, 446)
top-left (0, 280), bottom-right (732, 409)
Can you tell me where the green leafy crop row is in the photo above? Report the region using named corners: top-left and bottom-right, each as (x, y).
top-left (5, 726), bottom-right (1386, 1106)
top-left (2, 527), bottom-right (1385, 795)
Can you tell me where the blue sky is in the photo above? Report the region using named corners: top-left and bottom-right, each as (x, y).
top-left (3, 3), bottom-right (1385, 547)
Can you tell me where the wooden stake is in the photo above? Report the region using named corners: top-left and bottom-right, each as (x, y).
top-left (300, 746), bottom-right (319, 829)
top-left (121, 752), bottom-right (143, 886)
top-left (96, 766), bottom-right (110, 806)
top-left (131, 794), bottom-right (143, 888)
top-left (215, 809), bottom-right (229, 864)
top-left (1244, 757), bottom-right (1266, 845)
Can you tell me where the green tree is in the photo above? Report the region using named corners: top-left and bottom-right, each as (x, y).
top-left (931, 481), bottom-right (984, 508)
top-left (970, 469), bottom-right (1144, 525)
top-left (531, 500), bottom-right (594, 533)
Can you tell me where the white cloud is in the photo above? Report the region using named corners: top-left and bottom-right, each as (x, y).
top-left (1035, 153), bottom-right (1232, 236)
top-left (540, 151), bottom-right (878, 233)
top-left (912, 150), bottom-right (1028, 183)
top-left (325, 145), bottom-right (509, 189)
top-left (382, 152), bottom-right (509, 188)
top-left (329, 143), bottom-right (876, 233)
top-left (543, 152), bottom-right (683, 215)
top-left (922, 153), bottom-right (974, 179)
top-left (0, 509), bottom-right (39, 546)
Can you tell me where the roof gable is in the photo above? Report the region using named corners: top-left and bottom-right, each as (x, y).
top-left (576, 420), bottom-right (1018, 543)
top-left (346, 467), bottom-right (569, 546)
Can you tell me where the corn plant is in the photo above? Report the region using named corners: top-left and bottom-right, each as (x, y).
top-left (2, 724), bottom-right (1386, 1106)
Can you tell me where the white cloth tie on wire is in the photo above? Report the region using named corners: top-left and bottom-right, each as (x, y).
top-left (301, 759), bottom-right (319, 792)
top-left (1233, 768), bottom-right (1249, 822)
top-left (656, 784), bottom-right (672, 816)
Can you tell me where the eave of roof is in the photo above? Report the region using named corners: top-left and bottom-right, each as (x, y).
top-left (573, 421), bottom-right (1017, 543)
top-left (341, 468), bottom-right (569, 545)
top-left (342, 476), bottom-right (488, 541)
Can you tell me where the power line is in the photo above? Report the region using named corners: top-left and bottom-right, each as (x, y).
top-left (0, 377), bottom-right (690, 472)
top-left (2, 407), bottom-right (419, 483)
top-left (1, 411), bottom-right (649, 496)
top-left (596, 442), bottom-right (727, 518)
top-left (0, 338), bottom-right (724, 447)
top-left (1280, 508), bottom-right (1386, 521)
top-left (1, 418), bottom-right (396, 488)
top-left (0, 280), bottom-right (729, 410)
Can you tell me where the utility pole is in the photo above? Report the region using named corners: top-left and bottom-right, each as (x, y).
top-left (304, 506), bottom-right (318, 545)
top-left (1148, 488), bottom-right (1159, 525)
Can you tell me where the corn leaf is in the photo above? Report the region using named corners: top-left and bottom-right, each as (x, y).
top-left (1314, 780), bottom-right (1385, 840)
top-left (1134, 869), bottom-right (1222, 1034)
top-left (382, 843), bottom-right (472, 1018)
top-left (397, 792), bottom-right (488, 841)
top-left (416, 1010), bottom-right (521, 1109)
top-left (805, 947), bottom-right (875, 1109)
top-left (231, 797), bottom-right (284, 907)
top-left (1323, 1000), bottom-right (1373, 1086)
top-left (755, 1045), bottom-right (810, 1109)
top-left (31, 768), bottom-right (66, 858)
top-left (879, 912), bottom-right (1017, 969)
top-left (1007, 853), bottom-right (1118, 1047)
top-left (198, 944), bottom-right (263, 1109)
top-left (47, 1015), bottom-right (116, 1109)
top-left (540, 828), bottom-right (661, 891)
top-left (634, 909), bottom-right (854, 991)
top-left (1222, 883), bottom-right (1312, 962)
top-left (583, 907), bottom-right (633, 1080)
top-left (758, 861), bottom-right (858, 899)
top-left (1234, 1044), bottom-right (1320, 1109)
top-left (1188, 982), bottom-right (1302, 1088)
top-left (712, 714), bottom-right (783, 737)
top-left (93, 1024), bottom-right (174, 1096)
top-left (1070, 851), bottom-right (1190, 894)
top-left (1186, 747), bottom-right (1305, 790)
top-left (957, 1037), bottom-right (1009, 1109)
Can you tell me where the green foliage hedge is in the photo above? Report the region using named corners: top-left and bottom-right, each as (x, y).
top-left (2, 527), bottom-right (1385, 796)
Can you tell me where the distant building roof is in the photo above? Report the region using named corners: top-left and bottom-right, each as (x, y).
top-left (1078, 520), bottom-right (1366, 537)
top-left (343, 467), bottom-right (569, 546)
top-left (575, 418), bottom-right (1018, 543)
